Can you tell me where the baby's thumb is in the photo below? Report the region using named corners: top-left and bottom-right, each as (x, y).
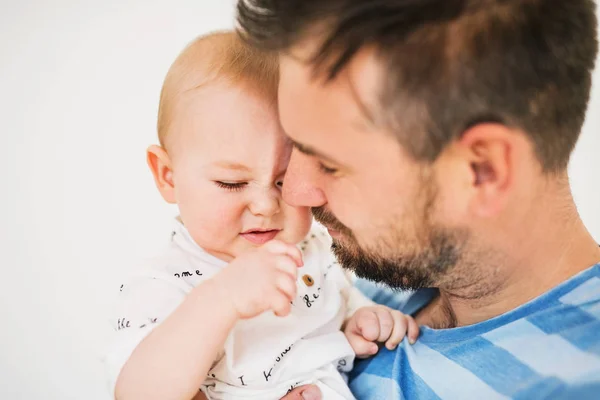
top-left (347, 332), bottom-right (379, 359)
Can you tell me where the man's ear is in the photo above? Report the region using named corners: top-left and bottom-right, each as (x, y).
top-left (458, 123), bottom-right (526, 217)
top-left (147, 145), bottom-right (176, 204)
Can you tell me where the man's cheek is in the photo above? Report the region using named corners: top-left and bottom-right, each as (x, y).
top-left (327, 200), bottom-right (355, 232)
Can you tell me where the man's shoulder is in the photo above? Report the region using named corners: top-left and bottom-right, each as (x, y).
top-left (556, 264), bottom-right (600, 310)
top-left (349, 265), bottom-right (600, 399)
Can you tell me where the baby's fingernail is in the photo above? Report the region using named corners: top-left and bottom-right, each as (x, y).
top-left (409, 338), bottom-right (416, 345)
top-left (371, 344), bottom-right (379, 353)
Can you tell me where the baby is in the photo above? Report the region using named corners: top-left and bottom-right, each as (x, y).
top-left (105, 31), bottom-right (419, 400)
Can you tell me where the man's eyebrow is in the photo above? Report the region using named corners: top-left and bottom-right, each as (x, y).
top-left (212, 161), bottom-right (251, 172)
top-left (291, 140), bottom-right (339, 164)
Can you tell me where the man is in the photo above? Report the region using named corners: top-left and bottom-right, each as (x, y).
top-left (236, 0), bottom-right (600, 399)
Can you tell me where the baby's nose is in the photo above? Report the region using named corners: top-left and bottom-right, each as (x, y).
top-left (248, 188), bottom-right (280, 217)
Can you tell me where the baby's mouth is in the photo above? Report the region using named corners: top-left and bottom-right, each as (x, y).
top-left (240, 229), bottom-right (281, 245)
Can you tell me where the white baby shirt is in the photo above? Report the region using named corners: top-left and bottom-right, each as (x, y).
top-left (105, 220), bottom-right (373, 400)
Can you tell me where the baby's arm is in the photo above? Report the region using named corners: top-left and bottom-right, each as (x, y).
top-left (113, 241), bottom-right (302, 400)
top-left (114, 278), bottom-right (237, 400)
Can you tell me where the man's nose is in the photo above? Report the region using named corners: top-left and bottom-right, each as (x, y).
top-left (282, 150), bottom-right (327, 207)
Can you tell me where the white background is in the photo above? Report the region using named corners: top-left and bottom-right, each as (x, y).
top-left (0, 1), bottom-right (598, 399)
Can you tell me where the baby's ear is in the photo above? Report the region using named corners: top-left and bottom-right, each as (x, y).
top-left (147, 145), bottom-right (176, 204)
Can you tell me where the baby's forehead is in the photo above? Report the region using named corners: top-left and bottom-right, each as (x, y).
top-left (169, 82), bottom-right (289, 164)
top-left (163, 72), bottom-right (280, 154)
top-left (178, 79), bottom-right (280, 136)
top-left (158, 30), bottom-right (279, 150)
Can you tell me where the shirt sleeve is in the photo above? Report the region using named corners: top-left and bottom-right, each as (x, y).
top-left (104, 274), bottom-right (189, 396)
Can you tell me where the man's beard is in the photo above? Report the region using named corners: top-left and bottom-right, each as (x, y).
top-left (312, 183), bottom-right (468, 291)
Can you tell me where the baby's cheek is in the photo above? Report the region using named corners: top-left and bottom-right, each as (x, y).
top-left (182, 199), bottom-right (245, 247)
top-left (211, 203), bottom-right (246, 235)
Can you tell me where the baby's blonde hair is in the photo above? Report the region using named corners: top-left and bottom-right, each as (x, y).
top-left (157, 31), bottom-right (279, 147)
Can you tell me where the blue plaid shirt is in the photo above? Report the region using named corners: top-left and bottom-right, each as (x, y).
top-left (349, 264), bottom-right (600, 399)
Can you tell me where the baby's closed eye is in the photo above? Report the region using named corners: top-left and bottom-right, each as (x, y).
top-left (215, 181), bottom-right (248, 191)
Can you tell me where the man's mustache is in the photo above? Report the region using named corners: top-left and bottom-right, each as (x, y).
top-left (311, 206), bottom-right (351, 235)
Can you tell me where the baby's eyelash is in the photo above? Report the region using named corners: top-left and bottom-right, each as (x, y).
top-left (215, 181), bottom-right (247, 191)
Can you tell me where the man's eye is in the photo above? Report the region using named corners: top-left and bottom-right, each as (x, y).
top-left (318, 162), bottom-right (338, 175)
top-left (215, 181), bottom-right (247, 191)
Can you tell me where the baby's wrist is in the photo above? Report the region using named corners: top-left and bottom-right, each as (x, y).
top-left (196, 277), bottom-right (240, 322)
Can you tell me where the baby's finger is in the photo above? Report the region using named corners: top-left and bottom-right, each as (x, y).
top-left (346, 331), bottom-right (379, 359)
top-left (373, 307), bottom-right (394, 342)
top-left (385, 311), bottom-right (409, 350)
top-left (356, 310), bottom-right (380, 342)
top-left (264, 240), bottom-right (304, 266)
top-left (275, 272), bottom-right (297, 300)
top-left (280, 385), bottom-right (322, 400)
top-left (274, 255), bottom-right (300, 280)
top-left (407, 315), bottom-right (420, 344)
top-left (272, 289), bottom-right (293, 317)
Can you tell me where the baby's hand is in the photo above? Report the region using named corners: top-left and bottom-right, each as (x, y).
top-left (344, 305), bottom-right (419, 358)
top-left (214, 240), bottom-right (303, 320)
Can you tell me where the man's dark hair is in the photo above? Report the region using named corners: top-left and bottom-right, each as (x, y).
top-left (237, 0), bottom-right (598, 172)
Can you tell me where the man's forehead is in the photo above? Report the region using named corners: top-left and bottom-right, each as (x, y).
top-left (278, 48), bottom-right (395, 175)
top-left (279, 44), bottom-right (384, 136)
